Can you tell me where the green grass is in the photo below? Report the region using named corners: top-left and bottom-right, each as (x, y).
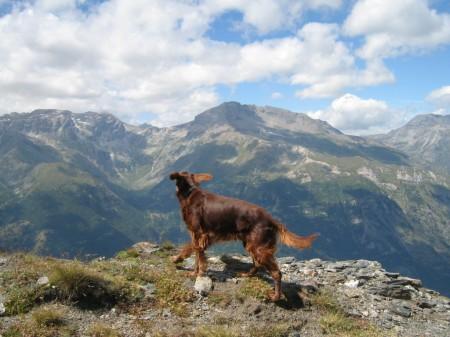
top-left (49, 262), bottom-right (139, 308)
top-left (311, 291), bottom-right (389, 337)
top-left (194, 323), bottom-right (295, 337)
top-left (236, 277), bottom-right (272, 301)
top-left (147, 266), bottom-right (195, 316)
top-left (319, 312), bottom-right (384, 337)
top-left (115, 248), bottom-right (139, 260)
top-left (3, 306), bottom-right (74, 337)
top-left (32, 306), bottom-right (66, 327)
top-left (87, 323), bottom-right (122, 337)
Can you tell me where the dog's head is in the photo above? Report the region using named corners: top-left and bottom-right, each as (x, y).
top-left (169, 171), bottom-right (213, 194)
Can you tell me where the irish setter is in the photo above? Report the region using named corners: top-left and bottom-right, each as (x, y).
top-left (169, 171), bottom-right (319, 301)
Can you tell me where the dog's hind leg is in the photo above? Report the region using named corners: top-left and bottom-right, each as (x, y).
top-left (258, 251), bottom-right (282, 301)
top-left (238, 242), bottom-right (260, 277)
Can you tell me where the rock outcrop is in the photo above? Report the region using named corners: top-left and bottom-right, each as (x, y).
top-left (0, 244), bottom-right (449, 337)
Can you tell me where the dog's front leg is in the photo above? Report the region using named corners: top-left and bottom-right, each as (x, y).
top-left (171, 242), bottom-right (194, 263)
top-left (196, 249), bottom-right (207, 276)
top-left (189, 233), bottom-right (208, 277)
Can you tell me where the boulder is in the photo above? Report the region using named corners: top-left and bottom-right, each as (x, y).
top-left (194, 276), bottom-right (213, 296)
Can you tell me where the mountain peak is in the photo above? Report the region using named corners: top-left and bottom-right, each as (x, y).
top-left (188, 102), bottom-right (341, 136)
top-left (405, 113), bottom-right (450, 128)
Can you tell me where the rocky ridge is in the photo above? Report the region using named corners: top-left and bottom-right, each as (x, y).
top-left (1, 243), bottom-right (449, 337)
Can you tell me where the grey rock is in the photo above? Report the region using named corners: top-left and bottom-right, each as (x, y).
top-left (141, 283), bottom-right (156, 298)
top-left (288, 332), bottom-right (301, 337)
top-left (391, 301), bottom-right (412, 318)
top-left (354, 260), bottom-right (371, 268)
top-left (333, 261), bottom-right (352, 270)
top-left (0, 302), bottom-right (5, 316)
top-left (37, 276), bottom-right (49, 286)
top-left (132, 242), bottom-right (160, 255)
top-left (417, 299), bottom-right (437, 309)
top-left (344, 279), bottom-right (359, 288)
top-left (194, 276), bottom-right (213, 296)
top-left (356, 268), bottom-right (377, 279)
top-left (300, 280), bottom-right (319, 293)
top-left (277, 256), bottom-right (296, 265)
top-left (386, 277), bottom-right (422, 289)
top-left (371, 284), bottom-right (414, 300)
top-left (384, 271), bottom-right (400, 279)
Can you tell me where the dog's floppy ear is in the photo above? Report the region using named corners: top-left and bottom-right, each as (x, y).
top-left (169, 172), bottom-right (180, 180)
top-left (192, 173), bottom-right (213, 184)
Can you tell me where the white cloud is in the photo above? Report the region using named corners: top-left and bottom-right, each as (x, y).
top-left (307, 93), bottom-right (404, 135)
top-left (271, 92), bottom-right (283, 99)
top-left (344, 0), bottom-right (450, 59)
top-left (427, 85), bottom-right (450, 113)
top-left (0, 0), bottom-right (398, 126)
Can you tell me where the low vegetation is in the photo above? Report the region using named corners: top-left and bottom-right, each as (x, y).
top-left (311, 291), bottom-right (388, 337)
top-left (147, 266), bottom-right (195, 316)
top-left (87, 323), bottom-right (122, 337)
top-left (2, 306), bottom-right (74, 337)
top-left (0, 248), bottom-right (399, 337)
top-left (49, 263), bottom-right (138, 308)
top-left (236, 276), bottom-right (272, 301)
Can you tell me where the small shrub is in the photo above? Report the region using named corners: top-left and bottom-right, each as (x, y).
top-left (32, 306), bottom-right (66, 327)
top-left (313, 291), bottom-right (388, 337)
top-left (2, 327), bottom-right (21, 337)
top-left (208, 291), bottom-right (232, 307)
top-left (248, 324), bottom-right (293, 337)
top-left (4, 285), bottom-right (43, 315)
top-left (161, 241), bottom-right (175, 250)
top-left (3, 318), bottom-right (74, 337)
top-left (49, 262), bottom-right (136, 308)
top-left (310, 290), bottom-right (341, 313)
top-left (87, 323), bottom-right (122, 337)
top-left (148, 267), bottom-right (195, 316)
top-left (123, 264), bottom-right (154, 283)
top-left (116, 248), bottom-right (139, 260)
top-left (195, 326), bottom-right (237, 337)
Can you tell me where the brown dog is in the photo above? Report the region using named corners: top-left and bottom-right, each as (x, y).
top-left (169, 171), bottom-right (319, 301)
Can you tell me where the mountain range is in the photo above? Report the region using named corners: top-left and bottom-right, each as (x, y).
top-left (0, 102), bottom-right (449, 295)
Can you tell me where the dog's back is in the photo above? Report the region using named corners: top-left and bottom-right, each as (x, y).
top-left (199, 191), bottom-right (277, 243)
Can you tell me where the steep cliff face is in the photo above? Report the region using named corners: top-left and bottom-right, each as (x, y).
top-left (0, 103), bottom-right (449, 295)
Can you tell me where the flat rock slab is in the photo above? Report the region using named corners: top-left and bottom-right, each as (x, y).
top-left (132, 242), bottom-right (160, 255)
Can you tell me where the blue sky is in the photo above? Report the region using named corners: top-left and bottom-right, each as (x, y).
top-left (0, 0), bottom-right (449, 134)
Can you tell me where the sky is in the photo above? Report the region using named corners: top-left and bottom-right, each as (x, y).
top-left (0, 0), bottom-right (449, 134)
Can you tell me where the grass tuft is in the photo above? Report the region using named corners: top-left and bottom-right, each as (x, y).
top-left (87, 323), bottom-right (122, 337)
top-left (32, 306), bottom-right (66, 327)
top-left (115, 248), bottom-right (139, 260)
top-left (49, 262), bottom-right (138, 308)
top-left (4, 285), bottom-right (45, 315)
top-left (319, 312), bottom-right (384, 337)
top-left (195, 326), bottom-right (237, 337)
top-left (311, 290), bottom-right (389, 337)
top-left (237, 277), bottom-right (272, 301)
top-left (147, 267), bottom-right (195, 316)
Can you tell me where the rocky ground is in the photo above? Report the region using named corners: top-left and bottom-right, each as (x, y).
top-left (0, 242), bottom-right (449, 337)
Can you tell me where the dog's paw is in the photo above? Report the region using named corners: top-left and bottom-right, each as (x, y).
top-left (269, 292), bottom-right (281, 302)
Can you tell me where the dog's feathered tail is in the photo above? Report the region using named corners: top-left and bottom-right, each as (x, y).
top-left (276, 222), bottom-right (319, 249)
